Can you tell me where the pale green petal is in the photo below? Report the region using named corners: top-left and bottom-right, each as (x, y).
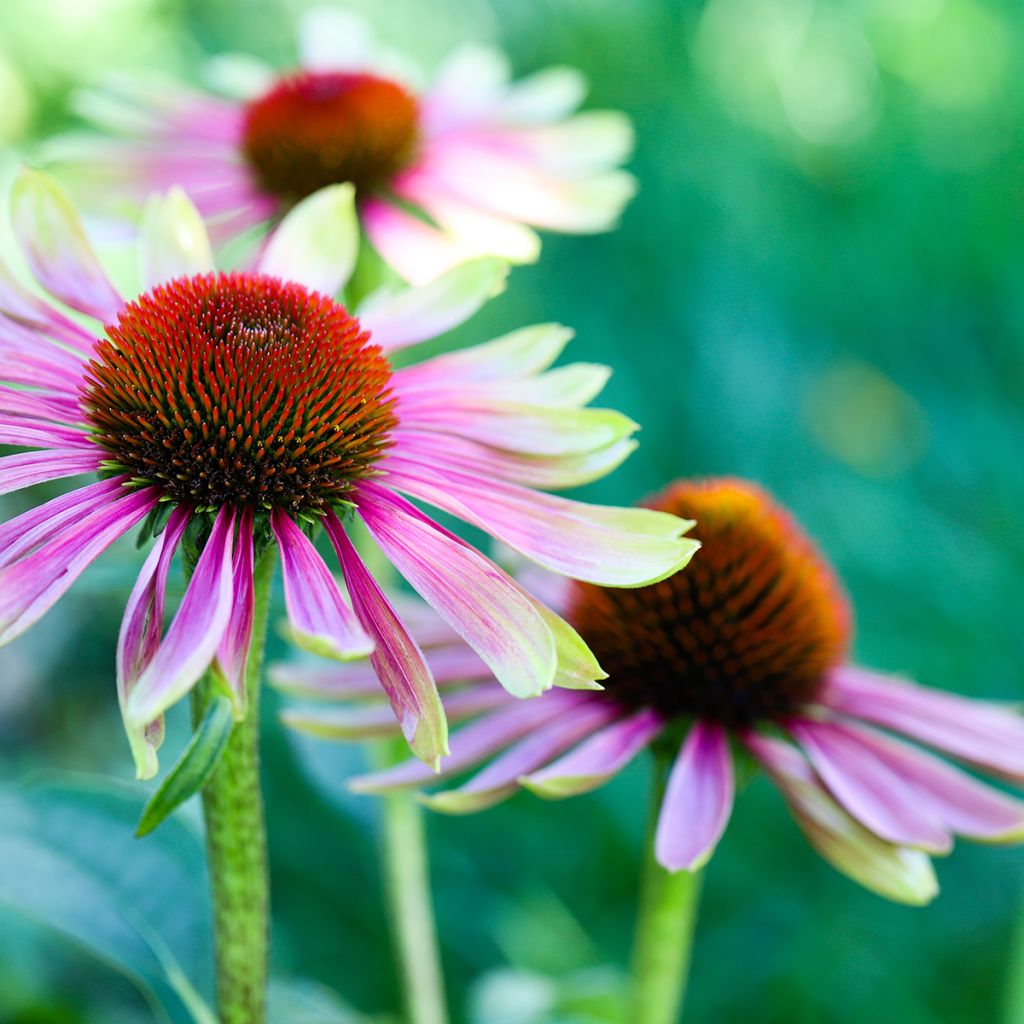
top-left (401, 322), bottom-right (575, 382)
top-left (500, 66), bottom-right (587, 122)
top-left (357, 257), bottom-right (509, 351)
top-left (258, 184), bottom-right (358, 297)
top-left (139, 188), bottom-right (214, 291)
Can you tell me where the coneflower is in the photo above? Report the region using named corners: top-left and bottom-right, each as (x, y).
top-left (54, 7), bottom-right (634, 284)
top-left (279, 477), bottom-right (1024, 1021)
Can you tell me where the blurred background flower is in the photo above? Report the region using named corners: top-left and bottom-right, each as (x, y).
top-left (1, 0), bottom-right (1023, 1022)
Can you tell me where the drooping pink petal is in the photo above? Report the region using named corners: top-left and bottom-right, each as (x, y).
top-left (117, 506), bottom-right (190, 693)
top-left (10, 168), bottom-right (123, 322)
top-left (790, 718), bottom-right (951, 853)
top-left (124, 506), bottom-right (237, 728)
top-left (270, 508), bottom-right (374, 661)
top-left (0, 448), bottom-right (101, 496)
top-left (213, 506), bottom-right (255, 713)
top-left (0, 477), bottom-right (125, 566)
top-left (0, 486), bottom-right (158, 646)
top-left (420, 696), bottom-right (619, 813)
top-left (350, 690), bottom-right (585, 793)
top-left (324, 510), bottom-right (447, 766)
top-left (824, 665), bottom-right (1024, 782)
top-left (744, 732), bottom-right (939, 905)
top-left (382, 457), bottom-right (699, 586)
top-left (655, 721), bottom-right (735, 871)
top-left (521, 708), bottom-right (664, 798)
top-left (116, 506), bottom-right (190, 778)
top-left (818, 720), bottom-right (1024, 844)
top-left (356, 481), bottom-right (556, 698)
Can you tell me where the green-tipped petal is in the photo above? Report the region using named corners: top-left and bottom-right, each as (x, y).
top-left (259, 183), bottom-right (358, 297)
top-left (357, 257), bottom-right (509, 351)
top-left (750, 735), bottom-right (939, 906)
top-left (139, 187), bottom-right (214, 290)
top-left (10, 166), bottom-right (123, 321)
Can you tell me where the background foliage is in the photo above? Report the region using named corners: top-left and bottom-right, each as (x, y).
top-left (1, 0), bottom-right (1023, 1021)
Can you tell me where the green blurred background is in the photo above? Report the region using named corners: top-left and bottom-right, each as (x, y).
top-left (1, 0), bottom-right (1023, 1021)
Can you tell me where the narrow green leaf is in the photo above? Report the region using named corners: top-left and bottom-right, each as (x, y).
top-left (136, 695), bottom-right (234, 838)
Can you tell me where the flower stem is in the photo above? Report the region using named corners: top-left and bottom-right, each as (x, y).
top-left (629, 752), bottom-right (703, 1024)
top-left (190, 547), bottom-right (276, 1024)
top-left (373, 742), bottom-right (449, 1024)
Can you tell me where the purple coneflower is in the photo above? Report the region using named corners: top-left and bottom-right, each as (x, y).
top-left (0, 169), bottom-right (696, 778)
top-left (57, 8), bottom-right (634, 284)
top-left (280, 477), bottom-right (1024, 904)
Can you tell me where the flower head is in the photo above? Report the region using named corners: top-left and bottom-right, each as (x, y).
top-left (56, 8), bottom-right (635, 284)
top-left (283, 477), bottom-right (1024, 905)
top-left (0, 169), bottom-right (695, 779)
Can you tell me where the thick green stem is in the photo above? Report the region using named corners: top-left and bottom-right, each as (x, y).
top-left (374, 743), bottom-right (449, 1024)
top-left (628, 753), bottom-right (703, 1024)
top-left (190, 548), bottom-right (276, 1024)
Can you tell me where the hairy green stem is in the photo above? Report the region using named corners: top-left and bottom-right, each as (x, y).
top-left (629, 753), bottom-right (703, 1024)
top-left (190, 547), bottom-right (276, 1024)
top-left (374, 743), bottom-right (449, 1024)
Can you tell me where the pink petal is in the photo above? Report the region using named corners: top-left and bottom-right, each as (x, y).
top-left (116, 506), bottom-right (190, 778)
top-left (825, 665), bottom-right (1024, 782)
top-left (790, 718), bottom-right (951, 853)
top-left (744, 732), bottom-right (939, 905)
top-left (420, 696), bottom-right (619, 813)
top-left (393, 429), bottom-right (635, 491)
top-left (655, 721), bottom-right (735, 871)
top-left (382, 457), bottom-right (697, 586)
top-left (124, 506), bottom-right (237, 726)
top-left (356, 481), bottom-right (556, 698)
top-left (0, 477), bottom-right (125, 565)
top-left (350, 690), bottom-right (585, 793)
top-left (357, 257), bottom-right (508, 353)
top-left (0, 486), bottom-right (158, 645)
top-left (393, 177), bottom-right (540, 264)
top-left (411, 139), bottom-right (635, 233)
top-left (361, 197), bottom-right (468, 285)
top-left (0, 448), bottom-right (101, 496)
top-left (822, 720), bottom-right (1024, 844)
top-left (521, 708), bottom-right (664, 798)
top-left (0, 420), bottom-right (92, 450)
top-left (0, 256), bottom-right (95, 351)
top-left (214, 506), bottom-right (255, 712)
top-left (325, 510), bottom-right (448, 766)
top-left (10, 169), bottom-right (123, 322)
top-left (271, 509), bottom-right (374, 661)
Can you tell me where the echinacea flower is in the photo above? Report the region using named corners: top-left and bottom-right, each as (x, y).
top-left (55, 7), bottom-right (635, 285)
top-left (0, 168), bottom-right (696, 778)
top-left (279, 477), bottom-right (1024, 904)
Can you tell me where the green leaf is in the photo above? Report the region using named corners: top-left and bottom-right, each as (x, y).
top-left (268, 978), bottom-right (397, 1023)
top-left (0, 774), bottom-right (215, 1023)
top-left (136, 695), bottom-right (235, 838)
